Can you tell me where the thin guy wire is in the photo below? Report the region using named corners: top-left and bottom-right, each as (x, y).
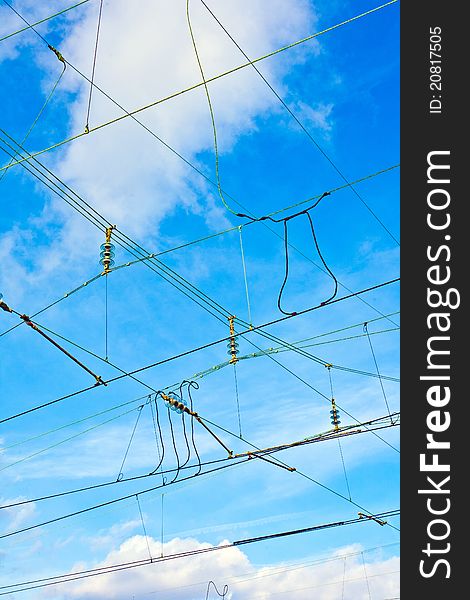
top-left (341, 556), bottom-right (346, 600)
top-left (0, 0), bottom-right (92, 43)
top-left (328, 367), bottom-right (352, 500)
top-left (105, 273), bottom-right (108, 360)
top-left (116, 405), bottom-right (144, 481)
top-left (238, 226), bottom-right (253, 325)
top-left (136, 494), bottom-right (153, 562)
top-left (186, 0), bottom-right (236, 215)
top-left (364, 322), bottom-right (393, 420)
top-left (362, 552), bottom-right (372, 600)
top-left (0, 67), bottom-right (65, 183)
top-left (233, 363), bottom-right (242, 438)
top-left (84, 0), bottom-right (104, 131)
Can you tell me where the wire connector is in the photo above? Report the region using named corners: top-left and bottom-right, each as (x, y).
top-left (100, 225), bottom-right (116, 274)
top-left (227, 315), bottom-right (239, 364)
top-left (358, 512), bottom-right (387, 526)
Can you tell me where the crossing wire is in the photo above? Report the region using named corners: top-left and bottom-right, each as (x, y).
top-left (0, 0), bottom-right (93, 43)
top-left (364, 321), bottom-right (393, 420)
top-left (0, 412), bottom-right (399, 511)
top-left (0, 0), bottom-right (401, 327)
top-left (199, 0), bottom-right (399, 245)
top-left (0, 277), bottom-right (399, 427)
top-left (0, 510), bottom-right (399, 595)
top-left (0, 64), bottom-right (66, 183)
top-left (0, 131), bottom-right (399, 408)
top-left (84, 0), bottom-right (104, 132)
top-left (0, 1), bottom-right (399, 174)
top-left (0, 161), bottom-right (399, 341)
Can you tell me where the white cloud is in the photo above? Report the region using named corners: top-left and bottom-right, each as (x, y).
top-left (48, 535), bottom-right (399, 599)
top-left (0, 496), bottom-right (36, 531)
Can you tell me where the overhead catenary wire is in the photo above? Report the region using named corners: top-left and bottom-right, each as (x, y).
top-left (0, 0), bottom-right (93, 43)
top-left (0, 277), bottom-right (399, 427)
top-left (0, 510), bottom-right (400, 595)
top-left (0, 412), bottom-right (399, 511)
top-left (0, 0), bottom-right (400, 329)
top-left (0, 62), bottom-right (66, 183)
top-left (2, 0), bottom-right (399, 587)
top-left (0, 163), bottom-right (399, 341)
top-left (199, 0), bottom-right (399, 245)
top-left (0, 1), bottom-right (400, 175)
top-left (364, 321), bottom-right (393, 421)
top-left (84, 0), bottom-right (104, 132)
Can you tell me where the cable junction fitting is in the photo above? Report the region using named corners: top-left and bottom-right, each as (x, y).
top-left (330, 398), bottom-right (341, 431)
top-left (100, 225), bottom-right (116, 274)
top-left (227, 315), bottom-right (239, 364)
top-left (158, 391), bottom-right (233, 457)
top-left (358, 512), bottom-right (387, 526)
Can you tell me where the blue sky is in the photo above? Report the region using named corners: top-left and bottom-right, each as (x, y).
top-left (0, 1), bottom-right (399, 598)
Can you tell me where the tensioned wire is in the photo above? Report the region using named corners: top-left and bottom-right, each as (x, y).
top-left (129, 541), bottom-right (399, 596)
top-left (0, 135), bottom-right (400, 444)
top-left (0, 65), bottom-right (66, 183)
top-left (0, 133), bottom-right (400, 399)
top-left (0, 279), bottom-right (399, 425)
top-left (0, 0), bottom-right (400, 326)
top-left (0, 412), bottom-right (398, 511)
top-left (0, 510), bottom-right (399, 595)
top-left (0, 0), bottom-right (399, 173)
top-left (0, 155), bottom-right (399, 340)
top-left (0, 427), bottom-right (398, 541)
top-left (1, 313), bottom-right (399, 457)
top-left (0, 0), bottom-right (93, 43)
top-left (198, 0), bottom-right (399, 245)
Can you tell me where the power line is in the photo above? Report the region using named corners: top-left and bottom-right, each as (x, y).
top-left (0, 509), bottom-right (399, 595)
top-left (0, 0), bottom-right (93, 43)
top-left (84, 0), bottom-right (104, 132)
top-left (0, 412), bottom-right (398, 510)
top-left (0, 277), bottom-right (399, 426)
top-left (0, 0), bottom-right (400, 328)
top-left (0, 1), bottom-right (399, 174)
top-left (199, 0), bottom-right (399, 245)
top-left (0, 163), bottom-right (400, 341)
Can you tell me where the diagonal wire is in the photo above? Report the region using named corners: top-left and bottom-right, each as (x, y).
top-left (136, 494), bottom-right (153, 562)
top-left (116, 404), bottom-right (144, 481)
top-left (364, 321), bottom-right (393, 420)
top-left (84, 0), bottom-right (104, 131)
top-left (199, 0), bottom-right (399, 245)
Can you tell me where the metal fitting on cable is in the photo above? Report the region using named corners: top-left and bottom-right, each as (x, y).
top-left (227, 315), bottom-right (239, 364)
top-left (330, 398), bottom-right (341, 431)
top-left (161, 392), bottom-right (188, 414)
top-left (100, 225), bottom-right (116, 274)
top-left (0, 293), bottom-right (12, 313)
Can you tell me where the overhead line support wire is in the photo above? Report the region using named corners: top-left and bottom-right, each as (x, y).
top-left (200, 0), bottom-right (399, 245)
top-left (0, 277), bottom-right (399, 426)
top-left (0, 510), bottom-right (400, 595)
top-left (0, 298), bottom-right (104, 385)
top-left (0, 0), bottom-right (93, 43)
top-left (0, 1), bottom-right (399, 174)
top-left (0, 411), bottom-right (399, 511)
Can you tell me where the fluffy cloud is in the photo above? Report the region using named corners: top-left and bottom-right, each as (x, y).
top-left (48, 535), bottom-right (399, 599)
